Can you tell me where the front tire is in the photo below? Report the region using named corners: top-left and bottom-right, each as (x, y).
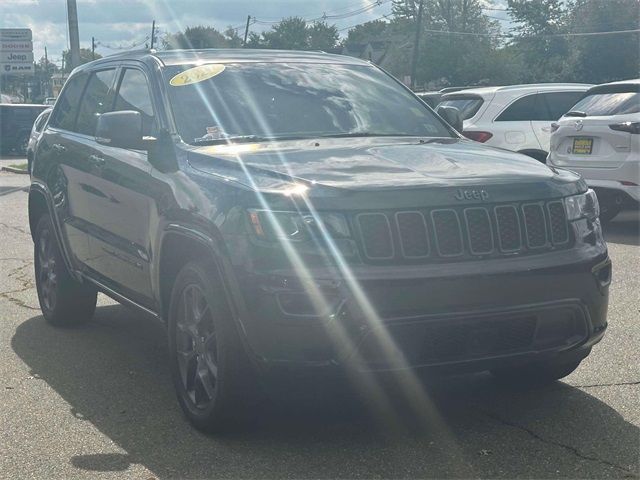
top-left (168, 261), bottom-right (257, 432)
top-left (34, 215), bottom-right (97, 326)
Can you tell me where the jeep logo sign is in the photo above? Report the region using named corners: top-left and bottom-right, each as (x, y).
top-left (454, 188), bottom-right (489, 201)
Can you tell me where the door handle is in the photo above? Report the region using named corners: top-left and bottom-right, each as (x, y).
top-left (52, 143), bottom-right (66, 153)
top-left (88, 154), bottom-right (106, 167)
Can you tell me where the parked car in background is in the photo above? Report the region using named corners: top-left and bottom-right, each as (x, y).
top-left (548, 79), bottom-right (639, 222)
top-left (438, 84), bottom-right (592, 162)
top-left (0, 104), bottom-right (50, 155)
top-left (26, 107), bottom-right (52, 174)
top-left (416, 86), bottom-right (475, 109)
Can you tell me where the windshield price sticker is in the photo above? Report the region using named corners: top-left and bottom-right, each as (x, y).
top-left (170, 64), bottom-right (226, 86)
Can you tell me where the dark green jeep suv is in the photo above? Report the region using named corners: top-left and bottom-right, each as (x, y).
top-left (29, 49), bottom-right (610, 432)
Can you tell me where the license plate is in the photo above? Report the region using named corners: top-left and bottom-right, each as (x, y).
top-left (572, 138), bottom-right (593, 155)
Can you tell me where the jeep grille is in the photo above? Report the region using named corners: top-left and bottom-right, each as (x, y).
top-left (354, 200), bottom-right (570, 263)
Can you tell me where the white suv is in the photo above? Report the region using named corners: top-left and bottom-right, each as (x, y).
top-left (547, 79), bottom-right (639, 222)
top-left (438, 84), bottom-right (592, 162)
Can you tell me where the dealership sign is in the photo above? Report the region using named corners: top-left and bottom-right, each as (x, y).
top-left (0, 29), bottom-right (34, 75)
top-left (0, 29), bottom-right (32, 41)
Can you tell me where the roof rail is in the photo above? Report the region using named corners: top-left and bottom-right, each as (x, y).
top-left (104, 48), bottom-right (156, 59)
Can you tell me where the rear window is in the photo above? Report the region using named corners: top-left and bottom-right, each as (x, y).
top-left (438, 96), bottom-right (484, 120)
top-left (569, 91), bottom-right (640, 116)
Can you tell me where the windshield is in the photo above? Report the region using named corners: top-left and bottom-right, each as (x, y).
top-left (569, 91), bottom-right (640, 116)
top-left (164, 63), bottom-right (453, 144)
top-left (437, 96), bottom-right (484, 120)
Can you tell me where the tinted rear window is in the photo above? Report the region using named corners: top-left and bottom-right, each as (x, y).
top-left (438, 96), bottom-right (484, 120)
top-left (569, 91), bottom-right (640, 116)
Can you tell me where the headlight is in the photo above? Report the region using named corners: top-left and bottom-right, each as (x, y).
top-left (248, 209), bottom-right (351, 241)
top-left (565, 189), bottom-right (600, 221)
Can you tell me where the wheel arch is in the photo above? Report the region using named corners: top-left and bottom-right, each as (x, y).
top-left (157, 226), bottom-right (247, 334)
top-left (28, 187), bottom-right (50, 241)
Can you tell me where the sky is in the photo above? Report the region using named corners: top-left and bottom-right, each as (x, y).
top-left (1, 0), bottom-right (508, 68)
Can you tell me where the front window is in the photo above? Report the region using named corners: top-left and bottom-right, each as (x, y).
top-left (164, 62), bottom-right (453, 145)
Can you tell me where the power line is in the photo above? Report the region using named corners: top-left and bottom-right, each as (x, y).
top-left (252, 0), bottom-right (391, 26)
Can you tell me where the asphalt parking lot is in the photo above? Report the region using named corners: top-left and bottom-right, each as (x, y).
top-left (0, 169), bottom-right (638, 480)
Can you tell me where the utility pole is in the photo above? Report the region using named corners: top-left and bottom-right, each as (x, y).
top-left (150, 20), bottom-right (156, 49)
top-left (66, 0), bottom-right (81, 69)
top-left (91, 37), bottom-right (95, 60)
top-left (410, 0), bottom-right (424, 90)
top-left (44, 46), bottom-right (50, 97)
top-left (243, 15), bottom-right (251, 47)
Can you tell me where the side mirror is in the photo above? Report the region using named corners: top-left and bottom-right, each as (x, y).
top-left (96, 110), bottom-right (144, 149)
top-left (436, 105), bottom-right (464, 133)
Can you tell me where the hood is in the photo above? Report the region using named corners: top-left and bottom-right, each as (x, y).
top-left (187, 137), bottom-right (571, 192)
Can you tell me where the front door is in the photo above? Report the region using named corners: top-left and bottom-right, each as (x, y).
top-left (85, 67), bottom-right (158, 306)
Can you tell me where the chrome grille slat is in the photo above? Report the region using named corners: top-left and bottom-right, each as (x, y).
top-left (395, 211), bottom-right (430, 258)
top-left (431, 209), bottom-right (464, 257)
top-left (356, 213), bottom-right (394, 260)
top-left (464, 207), bottom-right (494, 255)
top-left (355, 200), bottom-right (570, 264)
top-left (522, 203), bottom-right (548, 249)
top-left (547, 201), bottom-right (569, 245)
top-left (495, 205), bottom-right (522, 252)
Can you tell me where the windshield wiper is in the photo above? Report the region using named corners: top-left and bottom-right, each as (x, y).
top-left (316, 133), bottom-right (422, 139)
top-left (564, 110), bottom-right (588, 117)
top-left (192, 135), bottom-right (272, 146)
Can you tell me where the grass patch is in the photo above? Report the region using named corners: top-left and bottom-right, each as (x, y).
top-left (8, 162), bottom-right (28, 171)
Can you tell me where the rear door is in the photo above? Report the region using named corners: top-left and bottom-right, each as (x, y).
top-left (40, 72), bottom-right (98, 269)
top-left (550, 86), bottom-right (640, 169)
top-left (530, 90), bottom-right (586, 152)
top-left (85, 66), bottom-right (158, 305)
top-left (493, 93), bottom-right (543, 151)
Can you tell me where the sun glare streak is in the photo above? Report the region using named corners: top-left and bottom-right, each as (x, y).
top-left (175, 61), bottom-right (406, 429)
top-left (168, 55), bottom-right (466, 446)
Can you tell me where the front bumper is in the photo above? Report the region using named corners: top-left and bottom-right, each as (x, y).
top-left (235, 247), bottom-right (611, 373)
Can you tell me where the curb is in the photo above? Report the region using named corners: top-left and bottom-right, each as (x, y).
top-left (1, 166), bottom-right (29, 175)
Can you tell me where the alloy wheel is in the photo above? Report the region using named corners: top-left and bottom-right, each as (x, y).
top-left (175, 283), bottom-right (218, 409)
top-left (37, 228), bottom-right (57, 312)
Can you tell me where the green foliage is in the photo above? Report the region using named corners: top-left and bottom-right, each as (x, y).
top-left (568, 0), bottom-right (640, 83)
top-left (164, 1), bottom-right (639, 88)
top-left (260, 17), bottom-right (339, 50)
top-left (62, 48), bottom-right (102, 72)
top-left (163, 26), bottom-right (239, 50)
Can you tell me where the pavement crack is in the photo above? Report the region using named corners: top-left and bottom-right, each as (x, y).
top-left (573, 380), bottom-right (640, 389)
top-left (0, 222), bottom-right (30, 237)
top-left (481, 410), bottom-right (638, 477)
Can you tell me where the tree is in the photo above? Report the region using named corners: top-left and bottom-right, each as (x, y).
top-left (389, 0), bottom-right (502, 87)
top-left (261, 17), bottom-right (308, 49)
top-left (308, 21), bottom-right (339, 51)
top-left (163, 26), bottom-right (239, 50)
top-left (62, 48), bottom-right (101, 72)
top-left (259, 17), bottom-right (340, 50)
top-left (568, 0), bottom-right (640, 83)
top-left (506, 0), bottom-right (572, 82)
top-left (346, 20), bottom-right (390, 44)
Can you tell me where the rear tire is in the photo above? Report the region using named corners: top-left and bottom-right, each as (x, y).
top-left (168, 261), bottom-right (257, 432)
top-left (491, 357), bottom-right (584, 385)
top-left (34, 215), bottom-right (97, 326)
